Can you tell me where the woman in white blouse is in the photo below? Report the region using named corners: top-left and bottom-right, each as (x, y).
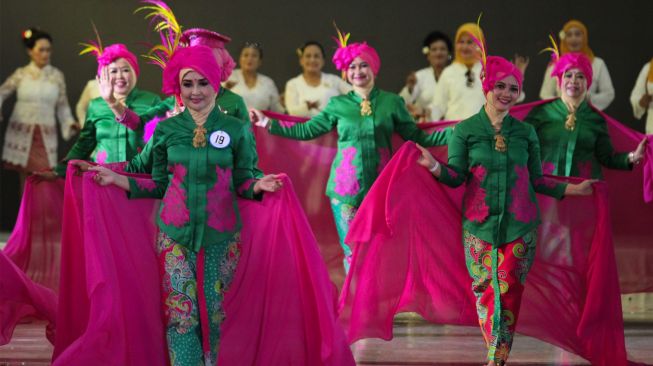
top-left (399, 31), bottom-right (452, 122)
top-left (429, 23), bottom-right (527, 121)
top-left (284, 41), bottom-right (351, 117)
top-left (539, 20), bottom-right (615, 110)
top-left (630, 59), bottom-right (653, 134)
top-left (225, 42), bottom-right (284, 112)
top-left (0, 28), bottom-right (78, 187)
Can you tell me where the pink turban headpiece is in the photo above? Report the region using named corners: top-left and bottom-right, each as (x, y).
top-left (551, 52), bottom-right (593, 88)
top-left (481, 56), bottom-right (523, 94)
top-left (162, 45), bottom-right (222, 97)
top-left (96, 44), bottom-right (140, 77)
top-left (332, 42), bottom-right (381, 76)
top-left (181, 28), bottom-right (235, 82)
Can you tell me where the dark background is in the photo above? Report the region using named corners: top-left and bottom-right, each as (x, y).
top-left (1, 0), bottom-right (652, 229)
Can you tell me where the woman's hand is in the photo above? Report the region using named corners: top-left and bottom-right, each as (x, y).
top-left (97, 66), bottom-right (116, 106)
top-left (254, 174), bottom-right (284, 193)
top-left (71, 160), bottom-right (96, 173)
top-left (514, 54), bottom-right (530, 75)
top-left (631, 138), bottom-right (648, 164)
top-left (415, 144), bottom-right (441, 176)
top-left (564, 179), bottom-right (598, 196)
top-left (249, 108), bottom-right (270, 128)
top-left (405, 71), bottom-right (417, 93)
top-left (88, 166), bottom-right (130, 190)
top-left (32, 170), bottom-right (58, 182)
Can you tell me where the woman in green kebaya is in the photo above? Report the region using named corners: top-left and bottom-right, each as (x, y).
top-left (250, 31), bottom-right (452, 272)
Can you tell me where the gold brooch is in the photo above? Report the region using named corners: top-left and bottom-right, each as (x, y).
top-left (494, 134), bottom-right (507, 152)
top-left (565, 113), bottom-right (576, 131)
top-left (360, 99), bottom-right (372, 116)
top-left (192, 125), bottom-right (207, 148)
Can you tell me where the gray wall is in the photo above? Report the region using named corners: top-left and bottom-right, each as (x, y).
top-left (1, 0), bottom-right (652, 229)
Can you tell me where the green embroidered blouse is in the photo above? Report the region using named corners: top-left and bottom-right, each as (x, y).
top-left (268, 87), bottom-right (451, 206)
top-left (523, 99), bottom-right (631, 179)
top-left (127, 107), bottom-right (259, 252)
top-left (437, 108), bottom-right (567, 247)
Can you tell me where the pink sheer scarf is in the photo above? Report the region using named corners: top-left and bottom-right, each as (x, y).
top-left (338, 142), bottom-right (636, 365)
top-left (51, 164), bottom-right (354, 365)
top-left (2, 177), bottom-right (64, 291)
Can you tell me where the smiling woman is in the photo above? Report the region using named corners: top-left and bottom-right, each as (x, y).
top-left (250, 28), bottom-right (453, 272)
top-left (31, 42), bottom-right (162, 180)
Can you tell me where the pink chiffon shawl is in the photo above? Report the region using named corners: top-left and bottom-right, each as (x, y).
top-left (338, 142), bottom-right (636, 366)
top-left (51, 164), bottom-right (354, 365)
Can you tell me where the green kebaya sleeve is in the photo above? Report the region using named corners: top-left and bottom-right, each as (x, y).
top-left (233, 126), bottom-right (260, 200)
top-left (594, 120), bottom-right (632, 171)
top-left (437, 124), bottom-right (468, 187)
top-left (526, 126), bottom-right (567, 199)
top-left (269, 101), bottom-right (337, 140)
top-left (392, 96), bottom-right (452, 147)
top-left (124, 140), bottom-right (153, 174)
top-left (54, 113), bottom-right (98, 177)
top-left (127, 127), bottom-right (168, 199)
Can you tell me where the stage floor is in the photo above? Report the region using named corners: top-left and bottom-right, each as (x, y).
top-left (2, 317), bottom-right (652, 365)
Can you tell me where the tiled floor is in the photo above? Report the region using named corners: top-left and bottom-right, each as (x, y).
top-left (2, 317), bottom-right (652, 365)
top-left (2, 230), bottom-right (652, 365)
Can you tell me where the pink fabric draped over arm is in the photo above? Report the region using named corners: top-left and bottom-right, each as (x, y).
top-left (511, 100), bottom-right (653, 293)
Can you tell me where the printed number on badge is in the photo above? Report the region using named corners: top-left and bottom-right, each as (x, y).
top-left (209, 130), bottom-right (231, 149)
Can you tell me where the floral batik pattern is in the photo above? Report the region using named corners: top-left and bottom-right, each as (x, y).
top-left (156, 232), bottom-right (242, 366)
top-left (463, 229), bottom-right (537, 364)
top-left (334, 147), bottom-right (361, 197)
top-left (330, 198), bottom-right (359, 272)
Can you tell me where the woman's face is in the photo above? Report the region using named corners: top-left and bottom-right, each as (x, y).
top-left (180, 69), bottom-right (217, 112)
top-left (564, 27), bottom-right (584, 52)
top-left (426, 39), bottom-right (450, 68)
top-left (299, 45), bottom-right (324, 74)
top-left (346, 56), bottom-right (375, 88)
top-left (239, 46), bottom-right (262, 73)
top-left (28, 38), bottom-right (52, 68)
top-left (561, 67), bottom-right (588, 98)
top-left (487, 75), bottom-right (520, 112)
top-left (108, 58), bottom-right (136, 96)
top-left (455, 33), bottom-right (478, 61)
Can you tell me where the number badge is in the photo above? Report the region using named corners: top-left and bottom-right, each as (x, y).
top-left (209, 130), bottom-right (231, 149)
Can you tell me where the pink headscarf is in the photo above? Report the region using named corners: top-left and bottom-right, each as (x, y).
top-left (481, 56), bottom-right (523, 94)
top-left (332, 42), bottom-right (381, 76)
top-left (181, 28), bottom-right (235, 82)
top-left (96, 44), bottom-right (140, 77)
top-left (162, 45), bottom-right (222, 97)
top-left (551, 52), bottom-right (593, 88)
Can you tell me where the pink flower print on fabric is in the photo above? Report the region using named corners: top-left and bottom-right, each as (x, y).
top-left (95, 150), bottom-right (108, 164)
top-left (237, 178), bottom-right (256, 196)
top-left (445, 166), bottom-right (459, 180)
top-left (377, 148), bottom-right (391, 174)
top-left (334, 147), bottom-right (361, 197)
top-left (541, 161), bottom-right (556, 175)
top-left (463, 165), bottom-right (489, 223)
top-left (279, 120), bottom-right (296, 128)
top-left (577, 161), bottom-right (593, 179)
top-left (134, 178), bottom-right (157, 192)
top-left (207, 166), bottom-right (237, 232)
top-left (509, 165), bottom-right (538, 223)
top-left (160, 164), bottom-right (191, 227)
